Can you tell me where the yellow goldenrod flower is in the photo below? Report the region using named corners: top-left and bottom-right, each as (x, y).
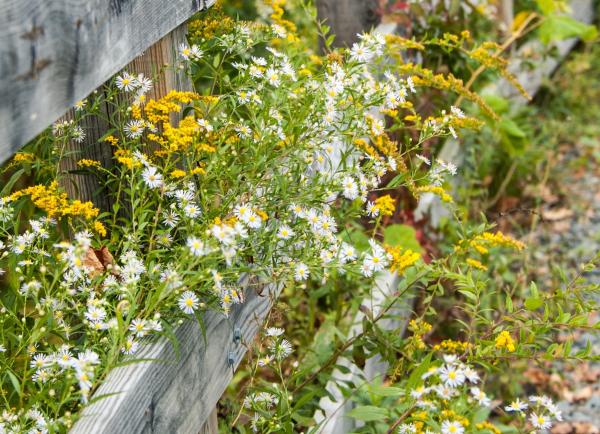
top-left (94, 221), bottom-right (107, 237)
top-left (77, 159), bottom-right (101, 168)
top-left (386, 246), bottom-right (420, 273)
top-left (466, 258), bottom-right (487, 271)
top-left (374, 195), bottom-right (396, 216)
top-left (416, 185), bottom-right (454, 203)
top-left (495, 330), bottom-right (516, 352)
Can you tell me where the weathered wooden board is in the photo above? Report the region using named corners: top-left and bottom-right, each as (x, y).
top-left (0, 0), bottom-right (216, 164)
top-left (316, 0), bottom-right (380, 48)
top-left (71, 276), bottom-right (281, 434)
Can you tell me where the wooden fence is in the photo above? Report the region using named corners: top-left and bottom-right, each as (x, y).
top-left (1, 0), bottom-right (595, 433)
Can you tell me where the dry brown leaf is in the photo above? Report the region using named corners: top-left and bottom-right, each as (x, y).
top-left (552, 422), bottom-right (574, 434)
top-left (573, 422), bottom-right (600, 434)
top-left (572, 385), bottom-right (593, 402)
top-left (542, 207), bottom-right (574, 221)
top-left (83, 248), bottom-right (104, 278)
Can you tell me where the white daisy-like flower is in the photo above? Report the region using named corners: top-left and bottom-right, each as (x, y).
top-left (184, 204), bottom-right (201, 219)
top-left (266, 327), bottom-right (284, 337)
top-left (439, 364), bottom-right (466, 387)
top-left (197, 118), bottom-right (213, 132)
top-left (470, 387), bottom-right (491, 406)
top-left (142, 166), bottom-right (164, 189)
top-left (124, 119), bottom-right (145, 138)
top-left (463, 366), bottom-right (480, 383)
top-left (349, 42), bottom-right (373, 63)
top-left (116, 72), bottom-right (136, 91)
top-left (179, 43), bottom-right (203, 60)
top-left (505, 398), bottom-right (528, 412)
top-left (277, 225), bottom-right (294, 240)
top-left (178, 291), bottom-right (199, 315)
top-left (294, 263), bottom-right (309, 281)
top-left (529, 412), bottom-right (552, 430)
top-left (258, 355), bottom-right (273, 367)
top-left (265, 67), bottom-right (280, 87)
top-left (245, 212), bottom-right (262, 229)
top-left (441, 420), bottom-right (464, 434)
top-left (416, 154), bottom-right (431, 166)
top-left (129, 319), bottom-right (148, 337)
top-left (340, 243), bottom-right (357, 263)
top-left (366, 201), bottom-right (379, 217)
top-left (187, 236), bottom-right (206, 256)
top-left (85, 306), bottom-right (107, 323)
top-left (122, 337), bottom-right (139, 355)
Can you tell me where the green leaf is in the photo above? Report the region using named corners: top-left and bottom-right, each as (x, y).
top-left (383, 224), bottom-right (422, 253)
top-left (524, 297), bottom-right (544, 311)
top-left (499, 118), bottom-right (527, 138)
top-left (536, 0), bottom-right (557, 15)
top-left (6, 371), bottom-right (21, 397)
top-left (369, 385), bottom-right (404, 397)
top-left (347, 405), bottom-right (389, 422)
top-left (505, 295), bottom-right (514, 313)
top-left (483, 94), bottom-right (510, 114)
top-left (538, 15), bottom-right (598, 44)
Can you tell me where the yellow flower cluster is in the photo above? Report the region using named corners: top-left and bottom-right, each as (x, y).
top-left (188, 3), bottom-right (235, 40)
top-left (386, 246), bottom-right (420, 274)
top-left (77, 159), bottom-right (101, 168)
top-left (495, 330), bottom-right (516, 352)
top-left (407, 319), bottom-right (431, 351)
top-left (170, 169), bottom-right (186, 179)
top-left (476, 421), bottom-right (501, 434)
top-left (14, 152), bottom-right (35, 163)
top-left (385, 34), bottom-right (425, 51)
top-left (466, 258), bottom-right (487, 271)
top-left (416, 185), bottom-right (454, 203)
top-left (9, 182), bottom-right (99, 221)
top-left (144, 91), bottom-right (200, 125)
top-left (115, 149), bottom-right (142, 169)
top-left (409, 319), bottom-right (432, 335)
top-left (374, 195), bottom-right (396, 216)
top-left (471, 231), bottom-right (525, 254)
top-left (433, 339), bottom-right (472, 354)
top-left (153, 116), bottom-right (200, 152)
top-left (265, 0), bottom-right (297, 35)
top-left (441, 410), bottom-right (469, 428)
top-left (94, 221), bottom-right (107, 237)
top-left (400, 64), bottom-right (496, 119)
top-left (104, 135), bottom-right (119, 146)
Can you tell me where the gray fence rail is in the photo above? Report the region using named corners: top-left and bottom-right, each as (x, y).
top-left (0, 0), bottom-right (215, 163)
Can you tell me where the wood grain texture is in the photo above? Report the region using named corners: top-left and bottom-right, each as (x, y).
top-left (71, 276), bottom-right (281, 434)
top-left (57, 24), bottom-right (192, 211)
top-left (315, 0), bottom-right (380, 48)
top-left (0, 0), bottom-right (216, 164)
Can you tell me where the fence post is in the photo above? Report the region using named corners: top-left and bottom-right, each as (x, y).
top-left (315, 0), bottom-right (380, 48)
top-left (58, 23), bottom-right (192, 211)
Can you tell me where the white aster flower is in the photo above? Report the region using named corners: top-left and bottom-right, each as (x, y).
top-left (529, 412), bottom-right (552, 430)
top-left (178, 291), bottom-right (199, 315)
top-left (441, 420), bottom-right (464, 434)
top-left (142, 166), bottom-right (164, 189)
top-left (277, 225), bottom-right (294, 240)
top-left (439, 364), bottom-right (466, 387)
top-left (505, 398), bottom-right (528, 412)
top-left (294, 263), bottom-right (309, 281)
top-left (470, 387), bottom-right (491, 406)
top-left (187, 236), bottom-right (206, 256)
top-left (124, 119), bottom-right (146, 139)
